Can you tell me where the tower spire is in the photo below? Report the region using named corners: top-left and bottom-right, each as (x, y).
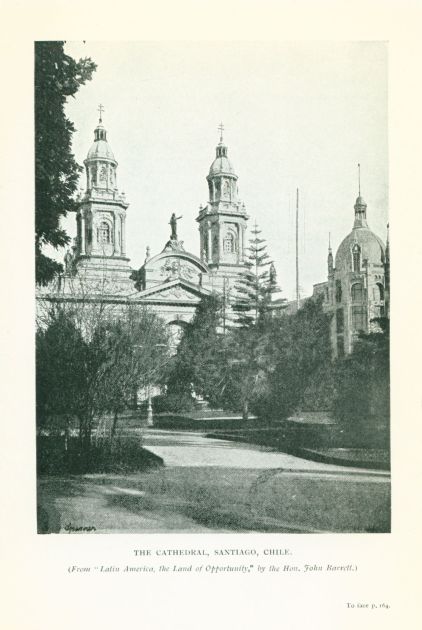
top-left (354, 165), bottom-right (368, 228)
top-left (218, 122), bottom-right (224, 143)
top-left (98, 103), bottom-right (105, 124)
top-left (327, 231), bottom-right (334, 276)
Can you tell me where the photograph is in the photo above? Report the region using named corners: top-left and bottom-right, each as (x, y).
top-left (35, 40), bottom-right (390, 535)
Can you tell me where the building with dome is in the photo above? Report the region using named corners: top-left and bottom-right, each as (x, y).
top-left (38, 111), bottom-right (389, 359)
top-left (68, 112), bottom-right (134, 293)
top-left (317, 190), bottom-right (389, 357)
top-left (38, 115), bottom-right (251, 340)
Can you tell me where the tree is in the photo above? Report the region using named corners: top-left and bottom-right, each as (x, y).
top-left (262, 294), bottom-right (333, 420)
top-left (36, 307), bottom-right (88, 438)
top-left (164, 294), bottom-right (225, 409)
top-left (232, 222), bottom-right (278, 326)
top-left (36, 295), bottom-right (169, 461)
top-left (95, 306), bottom-right (169, 436)
top-left (228, 223), bottom-right (282, 420)
top-left (333, 320), bottom-right (390, 440)
top-left (35, 41), bottom-right (96, 285)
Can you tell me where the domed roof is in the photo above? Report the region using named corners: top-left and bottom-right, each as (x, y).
top-left (335, 226), bottom-right (385, 271)
top-left (208, 140), bottom-right (237, 178)
top-left (87, 139), bottom-right (115, 161)
top-left (355, 195), bottom-right (367, 206)
top-left (86, 123), bottom-right (116, 161)
top-left (208, 154), bottom-right (236, 177)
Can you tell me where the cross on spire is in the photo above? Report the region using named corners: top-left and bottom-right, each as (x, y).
top-left (218, 122), bottom-right (224, 143)
top-left (98, 104), bottom-right (105, 123)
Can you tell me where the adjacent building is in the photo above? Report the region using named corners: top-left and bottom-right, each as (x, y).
top-left (317, 193), bottom-right (389, 357)
top-left (38, 113), bottom-right (389, 358)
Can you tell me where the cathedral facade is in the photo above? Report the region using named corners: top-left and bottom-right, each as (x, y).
top-left (38, 113), bottom-right (389, 358)
top-left (38, 115), bottom-right (251, 339)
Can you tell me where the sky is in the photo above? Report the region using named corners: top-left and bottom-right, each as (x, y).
top-left (57, 41), bottom-right (388, 300)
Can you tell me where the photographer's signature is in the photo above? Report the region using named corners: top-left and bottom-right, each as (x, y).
top-left (64, 523), bottom-right (96, 533)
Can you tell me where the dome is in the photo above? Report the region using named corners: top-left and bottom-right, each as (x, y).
top-left (208, 140), bottom-right (237, 178)
top-left (87, 139), bottom-right (116, 161)
top-left (208, 155), bottom-right (236, 177)
top-left (355, 195), bottom-right (367, 206)
top-left (335, 227), bottom-right (385, 271)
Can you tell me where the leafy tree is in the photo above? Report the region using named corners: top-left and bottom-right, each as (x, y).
top-left (36, 298), bottom-right (168, 461)
top-left (164, 294), bottom-right (225, 408)
top-left (95, 306), bottom-right (169, 436)
top-left (36, 307), bottom-right (88, 438)
top-left (262, 295), bottom-right (333, 420)
top-left (333, 320), bottom-right (390, 438)
top-left (35, 41), bottom-right (96, 285)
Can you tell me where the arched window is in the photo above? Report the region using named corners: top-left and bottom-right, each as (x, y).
top-left (335, 280), bottom-right (342, 303)
top-left (213, 234), bottom-right (219, 256)
top-left (373, 282), bottom-right (385, 301)
top-left (351, 282), bottom-right (363, 302)
top-left (99, 165), bottom-right (107, 183)
top-left (352, 244), bottom-right (361, 272)
top-left (224, 232), bottom-right (235, 253)
top-left (98, 221), bottom-right (111, 244)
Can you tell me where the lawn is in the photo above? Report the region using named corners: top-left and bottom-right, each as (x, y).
top-left (38, 466), bottom-right (390, 534)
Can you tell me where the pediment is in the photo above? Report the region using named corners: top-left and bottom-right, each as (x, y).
top-left (130, 279), bottom-right (210, 304)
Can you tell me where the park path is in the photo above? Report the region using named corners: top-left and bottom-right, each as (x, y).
top-left (38, 429), bottom-right (390, 534)
top-left (141, 429), bottom-right (387, 478)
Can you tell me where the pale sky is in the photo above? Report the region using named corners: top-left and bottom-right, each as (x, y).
top-left (56, 41), bottom-right (388, 300)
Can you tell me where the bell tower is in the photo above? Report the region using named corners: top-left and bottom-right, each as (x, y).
top-left (73, 107), bottom-right (133, 291)
top-left (196, 125), bottom-right (248, 277)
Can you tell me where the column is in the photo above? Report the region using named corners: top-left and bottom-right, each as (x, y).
top-left (121, 214), bottom-right (126, 256)
top-left (80, 212), bottom-right (86, 254)
top-left (207, 223), bottom-right (212, 263)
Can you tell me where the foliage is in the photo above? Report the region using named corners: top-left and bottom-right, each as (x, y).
top-left (36, 308), bottom-right (88, 430)
top-left (232, 222), bottom-right (279, 327)
top-left (225, 224), bottom-right (284, 419)
top-left (164, 294), bottom-right (225, 408)
top-left (259, 295), bottom-right (333, 420)
top-left (333, 320), bottom-right (390, 429)
top-left (152, 392), bottom-right (196, 414)
top-left (36, 299), bottom-right (169, 456)
top-left (35, 41), bottom-right (96, 285)
top-left (37, 435), bottom-right (163, 476)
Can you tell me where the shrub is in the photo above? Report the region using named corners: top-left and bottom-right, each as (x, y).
top-left (37, 435), bottom-right (163, 475)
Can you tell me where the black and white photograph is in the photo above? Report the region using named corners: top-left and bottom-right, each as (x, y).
top-left (34, 40), bottom-right (391, 535)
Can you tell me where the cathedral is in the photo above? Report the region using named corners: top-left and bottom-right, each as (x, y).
top-left (38, 114), bottom-right (252, 342)
top-left (37, 112), bottom-right (389, 356)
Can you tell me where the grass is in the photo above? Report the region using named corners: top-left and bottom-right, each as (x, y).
top-left (38, 466), bottom-right (391, 534)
